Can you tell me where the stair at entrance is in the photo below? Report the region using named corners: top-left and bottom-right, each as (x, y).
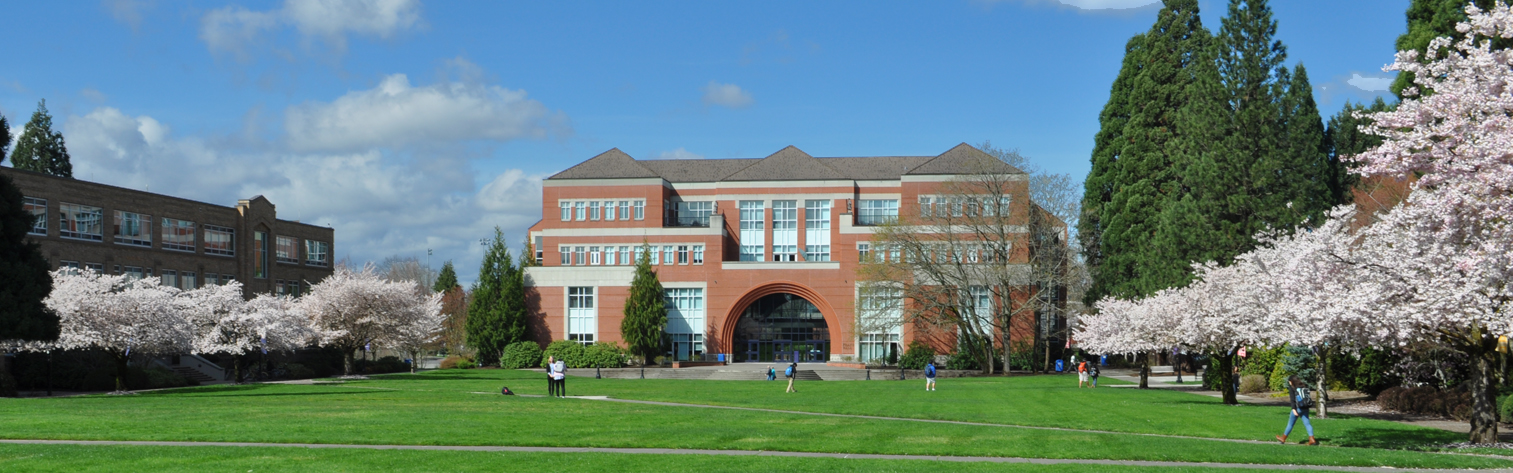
top-left (170, 366), bottom-right (216, 384)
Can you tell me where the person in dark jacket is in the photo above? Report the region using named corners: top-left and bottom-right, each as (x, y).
top-left (785, 361), bottom-right (798, 393)
top-left (1277, 375), bottom-right (1317, 445)
top-left (767, 365), bottom-right (776, 381)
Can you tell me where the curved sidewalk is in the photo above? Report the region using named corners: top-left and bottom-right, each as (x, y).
top-left (0, 439), bottom-right (1486, 472)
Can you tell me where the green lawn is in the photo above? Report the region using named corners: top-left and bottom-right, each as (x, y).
top-left (0, 444), bottom-right (1296, 473)
top-left (0, 369), bottom-right (1504, 470)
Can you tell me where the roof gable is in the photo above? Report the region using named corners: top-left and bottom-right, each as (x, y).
top-left (548, 148), bottom-right (660, 180)
top-left (906, 143), bottom-right (1026, 175)
top-left (722, 146), bottom-right (845, 181)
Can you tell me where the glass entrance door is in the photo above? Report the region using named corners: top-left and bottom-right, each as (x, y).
top-left (733, 293), bottom-right (830, 363)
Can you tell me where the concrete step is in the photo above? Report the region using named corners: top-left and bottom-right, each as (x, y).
top-left (169, 366), bottom-right (215, 383)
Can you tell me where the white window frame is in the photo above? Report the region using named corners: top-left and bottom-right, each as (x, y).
top-left (804, 199), bottom-right (831, 262)
top-left (113, 210), bottom-right (152, 247)
top-left (560, 201), bottom-right (572, 222)
top-left (619, 201), bottom-right (631, 221)
top-left (738, 200), bottom-right (764, 261)
top-left (772, 200), bottom-right (797, 262)
top-left (204, 225), bottom-right (236, 256)
top-left (574, 202), bottom-right (587, 221)
top-left (634, 200), bottom-right (645, 220)
top-left (23, 197), bottom-right (46, 235)
top-left (567, 286), bottom-right (596, 345)
top-left (589, 201), bottom-right (601, 221)
top-left (604, 200), bottom-right (617, 221)
top-left (161, 218), bottom-right (196, 252)
top-left (857, 199), bottom-right (898, 225)
top-left (664, 288), bottom-right (705, 361)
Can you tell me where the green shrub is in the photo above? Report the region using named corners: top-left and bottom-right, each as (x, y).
top-left (358, 356), bottom-right (409, 374)
top-left (1499, 394), bottom-right (1513, 423)
top-left (1269, 346), bottom-right (1317, 392)
top-left (1351, 347), bottom-right (1401, 396)
top-left (500, 341), bottom-right (545, 369)
top-left (899, 341), bottom-right (935, 370)
top-left (1239, 374), bottom-right (1269, 394)
top-left (1240, 346), bottom-right (1283, 376)
top-left (140, 366), bottom-right (192, 389)
top-left (543, 340), bottom-right (587, 368)
top-left (439, 355), bottom-right (469, 370)
top-left (454, 358), bottom-right (478, 370)
top-left (583, 342), bottom-right (627, 368)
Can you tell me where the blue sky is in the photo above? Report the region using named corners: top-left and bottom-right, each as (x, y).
top-left (1, 0), bottom-right (1405, 284)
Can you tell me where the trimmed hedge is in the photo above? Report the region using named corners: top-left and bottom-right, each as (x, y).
top-left (899, 341), bottom-right (935, 370)
top-left (541, 340), bottom-right (628, 369)
top-left (500, 341), bottom-right (544, 369)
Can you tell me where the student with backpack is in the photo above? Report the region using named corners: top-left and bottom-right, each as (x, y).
top-left (551, 357), bottom-right (567, 398)
top-left (925, 361), bottom-right (937, 391)
top-left (545, 356), bottom-right (560, 397)
top-left (1077, 360), bottom-right (1089, 388)
top-left (1089, 362), bottom-right (1100, 388)
top-left (785, 361), bottom-right (798, 393)
top-left (1277, 375), bottom-right (1318, 445)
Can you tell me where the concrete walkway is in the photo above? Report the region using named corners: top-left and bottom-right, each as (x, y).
top-left (0, 439), bottom-right (1487, 472)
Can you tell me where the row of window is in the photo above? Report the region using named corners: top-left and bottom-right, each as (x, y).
top-left (918, 195), bottom-right (1012, 219)
top-left (558, 245), bottom-right (705, 266)
top-left (856, 242), bottom-right (1011, 264)
top-left (59, 261), bottom-right (236, 290)
top-left (559, 200), bottom-right (646, 222)
top-left (563, 287), bottom-right (707, 359)
top-left (24, 197), bottom-right (331, 268)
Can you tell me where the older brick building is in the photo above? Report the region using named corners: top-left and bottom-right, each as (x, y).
top-left (4, 167), bottom-right (334, 298)
top-left (525, 143), bottom-right (1056, 364)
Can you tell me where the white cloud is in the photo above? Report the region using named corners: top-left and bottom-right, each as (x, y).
top-left (1347, 73), bottom-right (1393, 92)
top-left (653, 147), bottom-right (704, 160)
top-left (701, 81), bottom-right (754, 109)
top-left (284, 73), bottom-right (565, 151)
top-left (200, 0), bottom-right (421, 58)
top-left (63, 105), bottom-right (544, 286)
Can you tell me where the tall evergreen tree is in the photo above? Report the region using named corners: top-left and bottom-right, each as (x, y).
top-left (1079, 34), bottom-right (1143, 305)
top-left (1323, 98), bottom-right (1392, 205)
top-left (432, 261), bottom-right (459, 293)
top-left (0, 113), bottom-right (11, 163)
top-left (465, 228), bottom-right (526, 365)
top-left (1085, 0), bottom-right (1212, 300)
top-left (1390, 0), bottom-right (1507, 99)
top-left (0, 173), bottom-right (61, 396)
top-left (9, 100), bottom-right (73, 178)
top-left (621, 243), bottom-right (666, 365)
top-left (1157, 29), bottom-right (1230, 293)
top-left (1278, 64), bottom-right (1332, 224)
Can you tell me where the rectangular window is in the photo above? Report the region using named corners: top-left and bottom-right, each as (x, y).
top-left (204, 225), bottom-right (235, 256)
top-left (619, 201), bottom-right (631, 221)
top-left (288, 280), bottom-right (301, 297)
top-left (59, 261), bottom-right (80, 274)
top-left (58, 203), bottom-right (104, 241)
top-left (589, 246), bottom-right (601, 265)
top-left (574, 202), bottom-right (586, 221)
top-left (23, 197), bottom-right (46, 235)
top-left (161, 270), bottom-right (178, 288)
top-left (589, 201), bottom-right (601, 221)
top-left (858, 242), bottom-right (871, 263)
top-left (674, 201), bottom-right (713, 227)
top-left (84, 262), bottom-right (103, 273)
top-left (560, 201), bottom-right (572, 222)
top-left (998, 196), bottom-right (1012, 217)
top-left (181, 272), bottom-right (196, 290)
top-left (603, 201), bottom-right (616, 221)
top-left (619, 246), bottom-right (631, 265)
top-left (858, 287), bottom-right (904, 363)
top-left (649, 245), bottom-right (661, 266)
top-left (254, 231), bottom-right (269, 279)
top-left (738, 200), bottom-right (764, 261)
top-left (602, 246), bottom-right (614, 265)
top-left (275, 280), bottom-right (286, 296)
top-left (567, 287), bottom-right (596, 345)
top-left (123, 266), bottom-right (144, 281)
top-left (205, 273), bottom-right (218, 286)
top-left (305, 240), bottom-right (330, 266)
top-left (573, 246), bottom-right (586, 266)
top-left (664, 288), bottom-right (705, 361)
top-left (276, 236), bottom-right (299, 264)
top-left (677, 245), bottom-right (689, 264)
top-left (692, 245), bottom-right (704, 264)
top-left (113, 211), bottom-right (152, 247)
top-left (772, 200), bottom-right (797, 262)
top-left (918, 196), bottom-right (933, 218)
top-left (560, 246), bottom-right (571, 265)
top-left (161, 218), bottom-right (196, 252)
top-left (534, 236), bottom-right (544, 264)
top-left (662, 245), bottom-right (675, 265)
top-left (805, 200), bottom-right (831, 262)
top-left (857, 199), bottom-right (899, 225)
top-left (223, 274), bottom-right (236, 285)
top-left (634, 200), bottom-right (645, 220)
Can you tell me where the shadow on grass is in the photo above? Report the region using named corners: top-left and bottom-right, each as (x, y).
top-left (1330, 426), bottom-right (1465, 450)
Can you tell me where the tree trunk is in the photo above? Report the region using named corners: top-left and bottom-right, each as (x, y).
top-left (1316, 347), bottom-right (1331, 419)
top-left (344, 350), bottom-right (357, 376)
top-left (114, 353), bottom-right (130, 392)
top-left (1215, 351), bottom-right (1237, 405)
top-left (232, 354), bottom-right (243, 384)
top-left (981, 337), bottom-right (994, 376)
top-left (1139, 353), bottom-right (1150, 389)
top-left (1468, 348), bottom-right (1500, 444)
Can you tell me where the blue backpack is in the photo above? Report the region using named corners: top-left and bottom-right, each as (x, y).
top-left (926, 364), bottom-right (937, 377)
top-left (785, 366), bottom-right (794, 377)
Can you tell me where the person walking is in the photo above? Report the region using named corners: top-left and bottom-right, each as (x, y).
top-left (1089, 362), bottom-right (1100, 388)
top-left (925, 361), bottom-right (937, 391)
top-left (766, 365), bottom-right (776, 381)
top-left (785, 361), bottom-right (798, 393)
top-left (1077, 359), bottom-right (1089, 388)
top-left (545, 356), bottom-right (559, 397)
top-left (1277, 375), bottom-right (1318, 445)
top-left (552, 357), bottom-right (567, 398)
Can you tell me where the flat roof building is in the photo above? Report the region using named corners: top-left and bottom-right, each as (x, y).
top-left (526, 143), bottom-right (1061, 365)
top-left (4, 167), bottom-right (335, 298)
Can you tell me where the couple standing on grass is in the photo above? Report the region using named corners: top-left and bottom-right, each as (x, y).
top-left (545, 356), bottom-right (566, 398)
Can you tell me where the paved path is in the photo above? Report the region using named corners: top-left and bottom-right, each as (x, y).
top-left (0, 439), bottom-right (1490, 472)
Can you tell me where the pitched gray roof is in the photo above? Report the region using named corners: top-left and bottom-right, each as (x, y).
top-left (548, 148), bottom-right (660, 179)
top-left (905, 143), bottom-right (1026, 175)
top-left (547, 144), bottom-right (1024, 182)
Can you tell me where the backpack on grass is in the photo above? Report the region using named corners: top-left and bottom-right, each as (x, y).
top-left (500, 386), bottom-right (515, 396)
top-left (1295, 387), bottom-right (1314, 409)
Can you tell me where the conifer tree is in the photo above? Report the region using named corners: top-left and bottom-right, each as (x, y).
top-left (1079, 34), bottom-right (1143, 304)
top-left (1323, 98), bottom-right (1392, 205)
top-left (465, 228), bottom-right (526, 365)
top-left (0, 113), bottom-right (11, 162)
top-left (1279, 64), bottom-right (1332, 224)
top-left (9, 100), bottom-right (73, 178)
top-left (433, 261), bottom-right (459, 293)
top-left (1390, 0), bottom-right (1507, 99)
top-left (621, 243), bottom-right (666, 365)
top-left (0, 173), bottom-right (60, 396)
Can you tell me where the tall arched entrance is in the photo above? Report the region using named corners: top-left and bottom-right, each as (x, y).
top-left (732, 293), bottom-right (830, 363)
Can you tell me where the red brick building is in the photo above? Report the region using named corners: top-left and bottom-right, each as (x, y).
top-left (525, 143), bottom-right (1047, 364)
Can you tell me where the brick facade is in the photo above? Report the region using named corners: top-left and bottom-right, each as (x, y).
top-left (4, 167), bottom-right (335, 298)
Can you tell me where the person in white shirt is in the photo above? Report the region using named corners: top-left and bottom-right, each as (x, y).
top-left (552, 358), bottom-right (567, 398)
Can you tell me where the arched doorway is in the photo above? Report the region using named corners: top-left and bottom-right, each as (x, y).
top-left (733, 293), bottom-right (830, 363)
